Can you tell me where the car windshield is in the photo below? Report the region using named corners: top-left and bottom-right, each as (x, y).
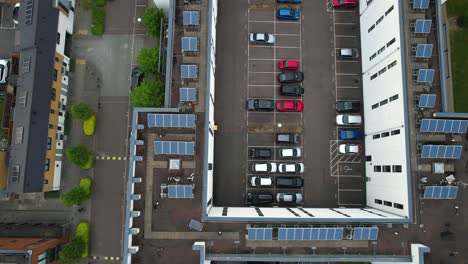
top-left (344, 102), bottom-right (352, 109)
top-left (343, 115), bottom-right (349, 123)
top-left (255, 178), bottom-right (260, 185)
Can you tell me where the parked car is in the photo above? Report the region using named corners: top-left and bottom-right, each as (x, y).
top-left (280, 85), bottom-right (304, 96)
top-left (276, 193), bottom-right (303, 204)
top-left (278, 59), bottom-right (299, 71)
top-left (279, 148), bottom-right (302, 158)
top-left (0, 60), bottom-right (10, 84)
top-left (336, 48), bottom-right (359, 60)
top-left (335, 101), bottom-right (361, 112)
top-left (277, 0), bottom-right (302, 3)
top-left (130, 66), bottom-right (144, 90)
top-left (277, 8), bottom-right (300, 20)
top-left (247, 192), bottom-right (274, 205)
top-left (249, 33), bottom-right (275, 44)
top-left (336, 114), bottom-right (362, 126)
top-left (278, 163), bottom-right (304, 173)
top-left (250, 148), bottom-right (272, 159)
top-left (13, 3), bottom-right (20, 25)
top-left (276, 133), bottom-right (301, 144)
top-left (278, 71), bottom-right (304, 83)
top-left (339, 130), bottom-right (363, 140)
top-left (338, 143), bottom-right (362, 154)
top-left (277, 100), bottom-right (304, 112)
top-left (276, 176), bottom-right (304, 188)
top-left (250, 176), bottom-right (273, 187)
top-left (332, 0), bottom-right (358, 8)
top-left (252, 162), bottom-right (277, 173)
top-left (247, 99), bottom-right (275, 111)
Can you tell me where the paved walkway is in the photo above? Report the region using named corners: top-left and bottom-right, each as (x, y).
top-left (146, 231), bottom-right (240, 240)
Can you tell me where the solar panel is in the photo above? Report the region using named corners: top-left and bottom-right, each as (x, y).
top-left (180, 88), bottom-right (196, 101)
top-left (415, 44), bottom-right (433, 58)
top-left (154, 141), bottom-right (195, 155)
top-left (416, 69), bottom-right (435, 83)
top-left (167, 185), bottom-right (193, 198)
top-left (147, 114), bottom-right (195, 128)
top-left (413, 0), bottom-right (430, 9)
top-left (181, 65), bottom-right (198, 79)
top-left (353, 227), bottom-right (379, 240)
top-left (247, 228), bottom-right (273, 240)
top-left (418, 94), bottom-right (436, 108)
top-left (414, 20), bottom-right (431, 33)
top-left (420, 145), bottom-right (463, 159)
top-left (419, 119), bottom-right (468, 133)
top-left (183, 11), bottom-right (199, 26)
top-left (423, 186), bottom-right (458, 199)
top-left (182, 37), bottom-right (198, 52)
top-left (278, 228), bottom-right (343, 241)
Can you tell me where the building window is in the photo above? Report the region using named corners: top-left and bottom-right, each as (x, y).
top-left (381, 132), bottom-right (390, 137)
top-left (394, 203), bottom-right (404, 209)
top-left (384, 201), bottom-right (392, 207)
top-left (376, 15), bottom-right (384, 25)
top-left (366, 155), bottom-right (372, 162)
top-left (378, 46), bottom-right (386, 54)
top-left (368, 24), bottom-right (375, 33)
top-left (369, 53), bottom-right (377, 61)
top-left (387, 37), bottom-right (396, 47)
top-left (45, 159), bottom-right (50, 171)
top-left (373, 134), bottom-right (380, 139)
top-left (50, 109), bottom-right (55, 114)
top-left (53, 69), bottom-right (58, 81)
top-left (43, 179), bottom-right (48, 184)
top-left (375, 199), bottom-right (382, 204)
top-left (378, 67), bottom-right (387, 75)
top-left (392, 165), bottom-right (402, 172)
top-left (55, 57), bottom-right (59, 62)
top-left (49, 124), bottom-right (54, 129)
top-left (208, 163), bottom-right (213, 170)
top-left (391, 129), bottom-right (400, 135)
top-left (57, 33), bottom-right (61, 44)
top-left (380, 99), bottom-right (388, 106)
top-left (383, 165), bottom-right (391, 172)
top-left (374, 166), bottom-right (381, 172)
top-left (388, 60), bottom-right (397, 69)
top-left (385, 5), bottom-right (394, 16)
top-left (372, 103), bottom-right (379, 109)
top-left (59, 111), bottom-right (64, 116)
top-left (390, 94), bottom-right (399, 101)
top-left (47, 137), bottom-right (52, 150)
top-left (370, 73), bottom-right (378, 80)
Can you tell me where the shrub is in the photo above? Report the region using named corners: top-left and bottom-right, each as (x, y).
top-left (79, 178), bottom-right (92, 197)
top-left (70, 103), bottom-right (94, 121)
top-left (143, 7), bottom-right (166, 38)
top-left (59, 237), bottom-right (86, 264)
top-left (81, 0), bottom-right (93, 10)
top-left (76, 222), bottom-right (90, 258)
top-left (61, 187), bottom-right (89, 207)
top-left (91, 7), bottom-right (105, 35)
top-left (83, 115), bottom-right (96, 136)
top-left (93, 0), bottom-right (105, 7)
top-left (137, 47), bottom-right (160, 74)
top-left (66, 144), bottom-right (94, 169)
top-left (130, 79), bottom-right (164, 107)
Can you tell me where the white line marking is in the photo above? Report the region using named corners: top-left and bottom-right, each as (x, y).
top-left (250, 46), bottom-right (301, 49)
top-left (249, 20), bottom-right (300, 24)
top-left (248, 84), bottom-right (279, 87)
top-left (339, 189), bottom-right (363, 192)
top-left (249, 71), bottom-right (275, 74)
top-left (337, 86), bottom-right (360, 89)
top-left (336, 73), bottom-right (359, 76)
top-left (335, 35), bottom-right (358, 38)
top-left (336, 60), bottom-right (360, 63)
top-left (333, 10), bottom-right (358, 13)
top-left (275, 33), bottom-right (300, 36)
top-left (331, 175), bottom-right (362, 178)
top-left (335, 22), bottom-right (357, 25)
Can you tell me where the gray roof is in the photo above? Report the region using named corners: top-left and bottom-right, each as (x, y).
top-left (6, 0), bottom-right (59, 193)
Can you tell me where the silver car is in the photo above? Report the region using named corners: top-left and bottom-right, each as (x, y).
top-left (249, 33), bottom-right (275, 44)
top-left (0, 60), bottom-right (9, 84)
top-left (276, 193), bottom-right (303, 204)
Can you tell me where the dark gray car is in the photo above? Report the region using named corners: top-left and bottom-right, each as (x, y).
top-left (280, 85), bottom-right (304, 96)
top-left (276, 133), bottom-right (301, 144)
top-left (247, 99), bottom-right (275, 111)
top-left (247, 192), bottom-right (274, 205)
top-left (276, 176), bottom-right (303, 188)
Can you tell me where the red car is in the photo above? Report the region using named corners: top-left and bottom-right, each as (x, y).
top-left (277, 100), bottom-right (304, 112)
top-left (278, 59), bottom-right (299, 71)
top-left (332, 0), bottom-right (357, 8)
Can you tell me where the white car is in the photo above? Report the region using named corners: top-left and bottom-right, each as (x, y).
top-left (0, 60), bottom-right (10, 84)
top-left (250, 176), bottom-right (273, 187)
top-left (336, 114), bottom-right (362, 126)
top-left (249, 33), bottom-right (275, 44)
top-left (278, 163), bottom-right (304, 174)
top-left (279, 148), bottom-right (302, 158)
top-left (252, 162), bottom-right (277, 173)
top-left (338, 143), bottom-right (362, 154)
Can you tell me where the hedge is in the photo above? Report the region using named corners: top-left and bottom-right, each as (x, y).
top-left (76, 222), bottom-right (90, 258)
top-left (93, 0), bottom-right (105, 7)
top-left (83, 156), bottom-right (94, 169)
top-left (79, 177), bottom-right (92, 197)
top-left (91, 7), bottom-right (105, 35)
top-left (83, 115), bottom-right (96, 136)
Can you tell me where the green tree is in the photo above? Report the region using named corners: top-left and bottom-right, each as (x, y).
top-left (66, 144), bottom-right (93, 169)
top-left (70, 103), bottom-right (94, 120)
top-left (61, 187), bottom-right (89, 207)
top-left (59, 237), bottom-right (86, 264)
top-left (130, 79), bottom-right (164, 107)
top-left (137, 47), bottom-right (160, 74)
top-left (143, 7), bottom-right (166, 38)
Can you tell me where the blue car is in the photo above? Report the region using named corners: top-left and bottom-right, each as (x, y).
top-left (277, 0), bottom-right (302, 3)
top-left (339, 130), bottom-right (363, 140)
top-left (277, 8), bottom-right (300, 20)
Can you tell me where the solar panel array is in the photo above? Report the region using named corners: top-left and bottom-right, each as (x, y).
top-left (180, 88), bottom-right (196, 101)
top-left (168, 185), bottom-right (193, 198)
top-left (154, 141), bottom-right (195, 155)
top-left (181, 65), bottom-right (198, 79)
top-left (183, 11), bottom-right (199, 25)
top-left (416, 69), bottom-right (435, 83)
top-left (415, 44), bottom-right (433, 58)
top-left (423, 186), bottom-right (458, 199)
top-left (147, 114), bottom-right (195, 128)
top-left (420, 145), bottom-right (462, 159)
top-left (418, 94), bottom-right (436, 108)
top-left (278, 228), bottom-right (343, 241)
top-left (247, 228), bottom-right (273, 240)
top-left (419, 119), bottom-right (468, 134)
top-left (352, 227), bottom-right (379, 240)
top-left (414, 20), bottom-right (431, 33)
top-left (182, 37), bottom-right (198, 52)
top-left (413, 0), bottom-right (430, 9)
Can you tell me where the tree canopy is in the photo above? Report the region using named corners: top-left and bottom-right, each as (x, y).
top-left (65, 144), bottom-right (93, 168)
top-left (59, 237), bottom-right (86, 264)
top-left (61, 187), bottom-right (89, 207)
top-left (130, 79), bottom-right (164, 107)
top-left (143, 7), bottom-right (166, 38)
top-left (70, 103), bottom-right (94, 120)
top-left (137, 47), bottom-right (160, 74)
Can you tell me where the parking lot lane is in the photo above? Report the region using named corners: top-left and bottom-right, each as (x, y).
top-left (249, 9), bottom-right (275, 22)
top-left (336, 74), bottom-right (360, 88)
top-left (275, 35), bottom-right (301, 48)
top-left (248, 113), bottom-right (275, 126)
top-left (248, 72), bottom-right (276, 85)
top-left (337, 176), bottom-right (365, 190)
top-left (248, 133), bottom-right (276, 146)
top-left (276, 23), bottom-right (301, 35)
top-left (336, 89), bottom-right (362, 101)
top-left (338, 190), bottom-right (365, 206)
top-left (248, 22), bottom-right (274, 33)
top-left (333, 12), bottom-right (359, 24)
top-left (276, 113), bottom-right (302, 126)
top-left (248, 86), bottom-right (274, 98)
top-left (249, 46), bottom-right (274, 60)
top-left (334, 25), bottom-right (359, 36)
top-left (276, 48), bottom-right (301, 60)
top-left (249, 60), bottom-right (275, 72)
top-left (337, 162), bottom-right (364, 176)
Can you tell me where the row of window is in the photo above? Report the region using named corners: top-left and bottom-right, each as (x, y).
top-left (369, 37), bottom-right (397, 61)
top-left (370, 60), bottom-right (398, 81)
top-left (371, 94), bottom-right (399, 110)
top-left (373, 165), bottom-right (402, 173)
top-left (372, 129), bottom-right (401, 140)
top-left (375, 199), bottom-right (404, 210)
top-left (367, 5), bottom-right (395, 33)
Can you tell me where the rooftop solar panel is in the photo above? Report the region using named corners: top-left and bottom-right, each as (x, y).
top-left (413, 0), bottom-right (430, 9)
top-left (180, 87), bottom-right (196, 101)
top-left (423, 186), bottom-right (458, 199)
top-left (416, 69), bottom-right (435, 83)
top-left (419, 119), bottom-right (468, 134)
top-left (182, 37), bottom-right (198, 52)
top-left (167, 185), bottom-right (193, 198)
top-left (183, 11), bottom-right (199, 26)
top-left (420, 145), bottom-right (463, 159)
top-left (415, 44), bottom-right (433, 58)
top-left (353, 227), bottom-right (379, 240)
top-left (247, 228), bottom-right (273, 240)
top-left (147, 114), bottom-right (195, 128)
top-left (414, 20), bottom-right (431, 33)
top-left (181, 65), bottom-right (198, 79)
top-left (154, 141), bottom-right (195, 155)
top-left (418, 94), bottom-right (436, 108)
top-left (278, 228), bottom-right (343, 241)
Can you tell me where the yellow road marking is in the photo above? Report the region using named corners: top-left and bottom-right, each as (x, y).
top-left (77, 29), bottom-right (89, 35)
top-left (75, 59), bottom-right (86, 65)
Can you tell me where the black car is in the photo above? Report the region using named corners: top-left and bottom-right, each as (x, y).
top-left (250, 148), bottom-right (272, 159)
top-left (276, 133), bottom-right (301, 144)
top-left (247, 192), bottom-right (274, 205)
top-left (280, 85), bottom-right (304, 96)
top-left (278, 71), bottom-right (304, 83)
top-left (247, 99), bottom-right (275, 111)
top-left (130, 67), bottom-right (144, 90)
top-left (276, 176), bottom-right (303, 188)
top-left (335, 101), bottom-right (361, 112)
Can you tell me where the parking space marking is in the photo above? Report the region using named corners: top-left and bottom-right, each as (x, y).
top-left (274, 46), bottom-right (301, 49)
top-left (275, 33), bottom-right (300, 36)
top-left (334, 10), bottom-right (357, 13)
top-left (248, 84), bottom-right (280, 87)
top-left (335, 35), bottom-right (358, 38)
top-left (249, 20), bottom-right (300, 24)
top-left (336, 73), bottom-right (359, 76)
top-left (249, 71), bottom-right (275, 74)
top-left (335, 22), bottom-right (357, 26)
top-left (336, 60), bottom-right (360, 63)
top-left (337, 86), bottom-right (359, 89)
top-left (339, 189), bottom-right (363, 192)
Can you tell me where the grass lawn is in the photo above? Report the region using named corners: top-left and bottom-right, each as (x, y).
top-left (446, 0), bottom-right (468, 112)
